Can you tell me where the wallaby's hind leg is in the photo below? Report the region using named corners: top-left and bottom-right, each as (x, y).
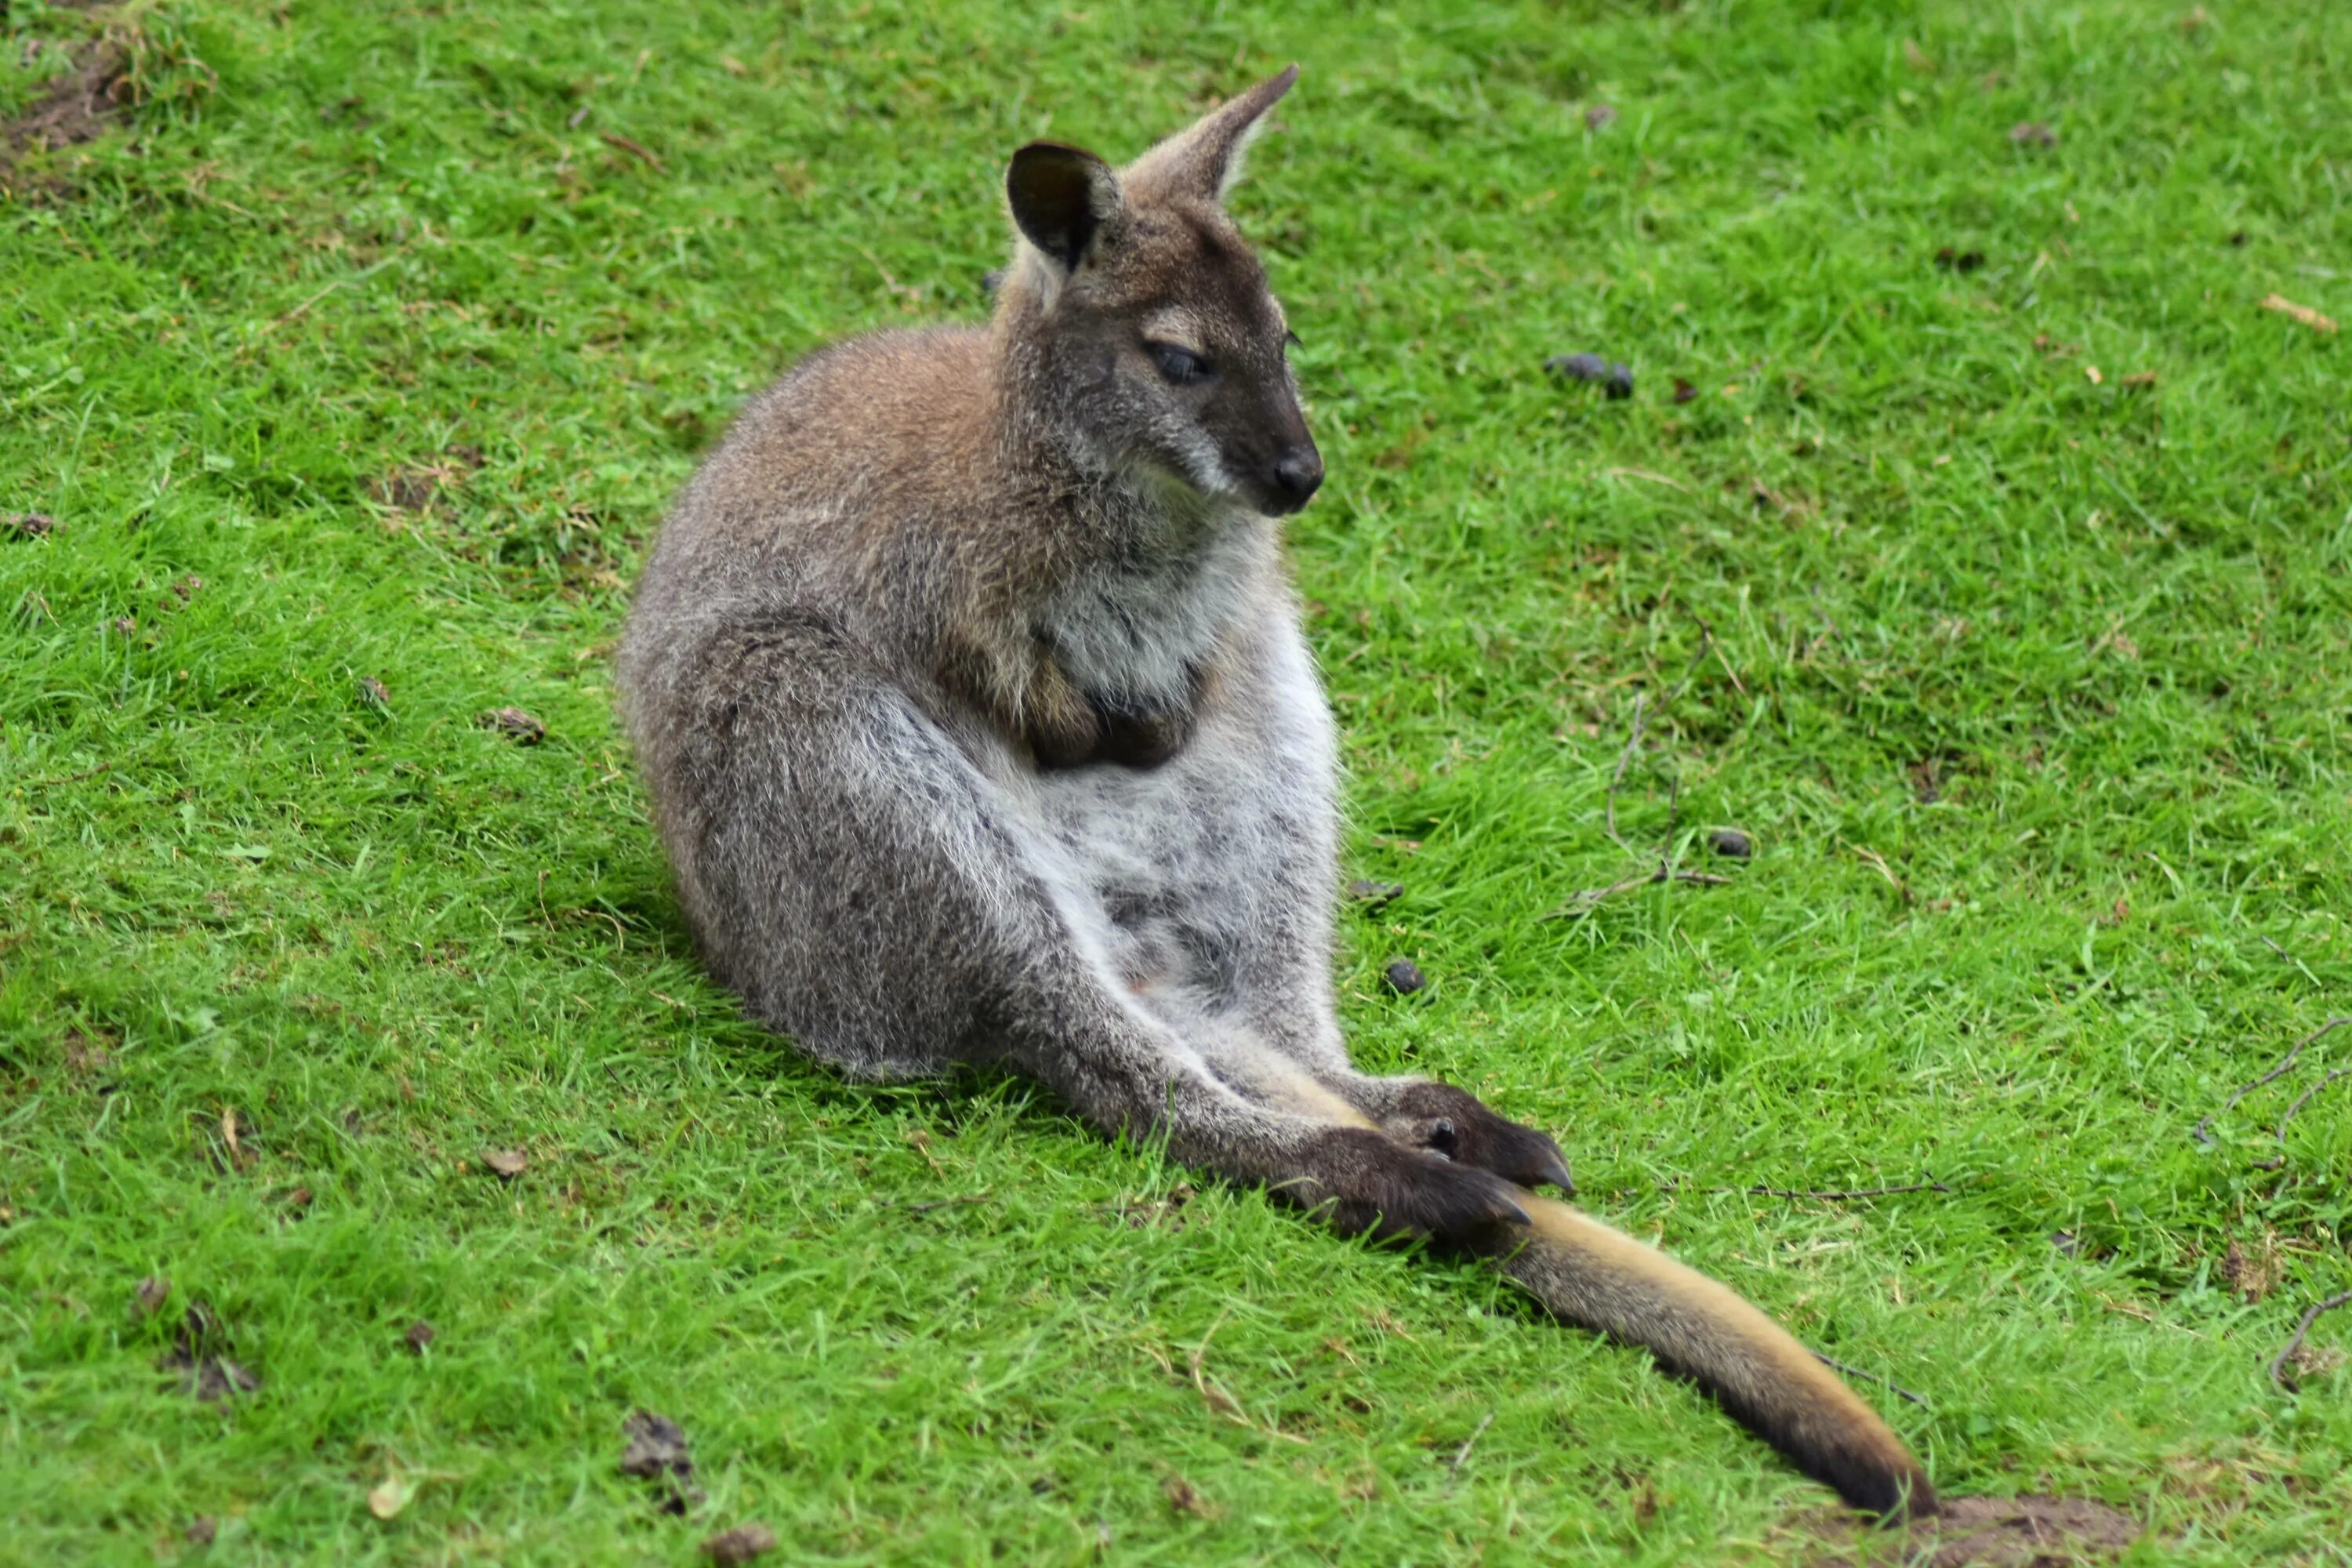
top-left (631, 611), bottom-right (1530, 1241)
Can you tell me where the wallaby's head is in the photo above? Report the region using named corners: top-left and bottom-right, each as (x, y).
top-left (997, 67), bottom-right (1321, 517)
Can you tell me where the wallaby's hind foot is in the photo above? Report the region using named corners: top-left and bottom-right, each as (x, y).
top-left (1340, 1078), bottom-right (1576, 1195)
top-left (1283, 1125), bottom-right (1531, 1241)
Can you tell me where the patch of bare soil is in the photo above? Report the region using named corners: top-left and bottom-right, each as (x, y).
top-left (1, 34), bottom-right (128, 192)
top-left (1787, 1494), bottom-right (2143, 1566)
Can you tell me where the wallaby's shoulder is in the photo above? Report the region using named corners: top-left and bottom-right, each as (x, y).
top-left (676, 325), bottom-right (1000, 535)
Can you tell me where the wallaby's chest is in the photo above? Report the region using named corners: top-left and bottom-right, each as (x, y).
top-left (1035, 515), bottom-right (1266, 717)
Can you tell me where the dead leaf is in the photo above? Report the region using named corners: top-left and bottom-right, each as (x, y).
top-left (2084, 365), bottom-right (2104, 385)
top-left (2009, 120), bottom-right (2058, 147)
top-left (405, 1319), bottom-right (437, 1354)
top-left (2120, 370), bottom-right (2158, 390)
top-left (159, 1301), bottom-right (260, 1403)
top-left (365, 1470), bottom-right (412, 1520)
top-left (482, 1148), bottom-right (528, 1180)
top-left (2220, 1234), bottom-right (2283, 1305)
top-left (620, 1409), bottom-right (705, 1515)
top-left (135, 1276), bottom-right (172, 1317)
top-left (477, 707), bottom-right (546, 745)
top-left (357, 676), bottom-right (392, 713)
top-left (2259, 292), bottom-right (2338, 334)
top-left (717, 55), bottom-right (750, 78)
top-left (1163, 1475), bottom-right (1218, 1519)
top-left (1902, 38), bottom-right (1935, 73)
top-left (702, 1524), bottom-right (778, 1565)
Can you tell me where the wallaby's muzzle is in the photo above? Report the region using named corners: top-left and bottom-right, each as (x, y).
top-left (1267, 445), bottom-right (1323, 513)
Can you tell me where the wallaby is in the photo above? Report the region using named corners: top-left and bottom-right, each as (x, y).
top-left (618, 67), bottom-right (1936, 1520)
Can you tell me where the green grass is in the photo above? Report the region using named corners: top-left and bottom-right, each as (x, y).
top-left (4, 0), bottom-right (2350, 1561)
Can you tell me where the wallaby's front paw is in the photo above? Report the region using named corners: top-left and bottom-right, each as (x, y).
top-left (1387, 1082), bottom-right (1574, 1196)
top-left (1285, 1126), bottom-right (1531, 1242)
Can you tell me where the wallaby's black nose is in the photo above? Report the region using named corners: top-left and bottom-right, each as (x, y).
top-left (1274, 448), bottom-right (1323, 506)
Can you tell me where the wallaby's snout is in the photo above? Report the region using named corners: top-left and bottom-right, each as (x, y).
top-left (1267, 442), bottom-right (1323, 514)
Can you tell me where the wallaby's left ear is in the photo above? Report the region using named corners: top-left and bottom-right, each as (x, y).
top-left (1123, 64), bottom-right (1298, 205)
top-left (1007, 142), bottom-right (1124, 274)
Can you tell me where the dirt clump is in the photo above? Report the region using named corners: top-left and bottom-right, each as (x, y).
top-left (1788, 1494), bottom-right (2142, 1566)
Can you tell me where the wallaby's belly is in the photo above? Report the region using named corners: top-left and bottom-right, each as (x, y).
top-left (1015, 626), bottom-right (1337, 1031)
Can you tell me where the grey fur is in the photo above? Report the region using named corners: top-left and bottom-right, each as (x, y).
top-left (616, 71), bottom-right (1936, 1518)
top-left (619, 67), bottom-right (1564, 1237)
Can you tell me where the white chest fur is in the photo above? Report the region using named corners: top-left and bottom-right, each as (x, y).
top-left (1036, 506), bottom-right (1273, 707)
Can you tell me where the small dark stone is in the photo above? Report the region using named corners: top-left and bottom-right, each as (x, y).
top-left (1546, 352), bottom-right (1609, 384)
top-left (404, 1319), bottom-right (437, 1354)
top-left (1583, 103), bottom-right (1617, 132)
top-left (1345, 879), bottom-right (1404, 909)
top-left (1602, 361), bottom-right (1634, 399)
top-left (1382, 957), bottom-right (1426, 995)
top-left (1707, 829), bottom-right (1752, 859)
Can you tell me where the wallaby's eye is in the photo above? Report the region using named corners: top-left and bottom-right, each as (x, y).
top-left (1149, 343), bottom-right (1212, 387)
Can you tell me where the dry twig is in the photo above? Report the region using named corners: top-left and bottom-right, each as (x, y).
top-left (1813, 1352), bottom-right (1928, 1408)
top-left (1567, 619), bottom-right (1730, 913)
top-left (600, 132), bottom-right (666, 172)
top-left (1748, 1179), bottom-right (1951, 1201)
top-left (1449, 1412), bottom-right (1495, 1471)
top-left (1602, 693), bottom-right (1649, 853)
top-left (1549, 864), bottom-right (1733, 916)
top-left (2270, 1290), bottom-right (2352, 1394)
top-left (2276, 1068), bottom-right (2352, 1141)
top-left (2190, 1017), bottom-right (2352, 1146)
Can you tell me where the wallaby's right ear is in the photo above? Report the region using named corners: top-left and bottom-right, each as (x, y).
top-left (1007, 143), bottom-right (1123, 274)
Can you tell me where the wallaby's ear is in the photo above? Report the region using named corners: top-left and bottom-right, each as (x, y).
top-left (1123, 64), bottom-right (1298, 205)
top-left (1006, 142), bottom-right (1123, 273)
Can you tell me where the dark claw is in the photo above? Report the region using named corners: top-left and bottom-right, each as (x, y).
top-left (1291, 1127), bottom-right (1532, 1243)
top-left (1531, 1149), bottom-right (1576, 1197)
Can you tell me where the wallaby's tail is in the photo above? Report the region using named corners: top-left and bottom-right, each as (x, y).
top-left (1477, 1191), bottom-right (1935, 1519)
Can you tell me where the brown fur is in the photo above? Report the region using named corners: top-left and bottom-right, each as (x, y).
top-left (618, 67), bottom-right (1935, 1523)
